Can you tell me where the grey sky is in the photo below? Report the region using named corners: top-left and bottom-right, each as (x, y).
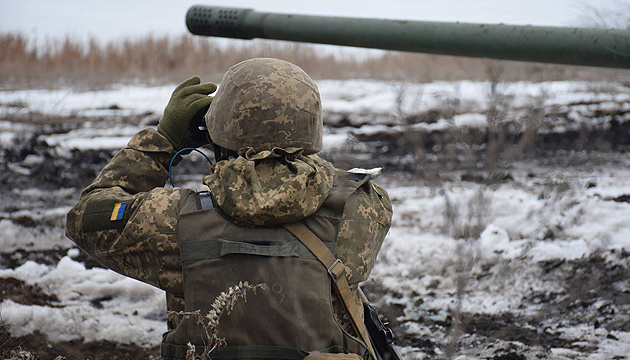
top-left (0, 0), bottom-right (610, 43)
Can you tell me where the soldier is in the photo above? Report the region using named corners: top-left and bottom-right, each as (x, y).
top-left (66, 58), bottom-right (392, 360)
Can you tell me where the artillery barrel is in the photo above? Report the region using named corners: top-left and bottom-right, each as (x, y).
top-left (186, 5), bottom-right (630, 69)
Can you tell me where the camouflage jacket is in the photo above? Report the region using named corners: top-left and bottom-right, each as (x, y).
top-left (66, 128), bottom-right (393, 332)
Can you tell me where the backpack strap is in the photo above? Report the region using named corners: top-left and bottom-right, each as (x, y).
top-left (281, 222), bottom-right (378, 360)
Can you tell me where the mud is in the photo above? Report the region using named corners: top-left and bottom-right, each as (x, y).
top-left (351, 119), bottom-right (630, 172)
top-left (362, 250), bottom-right (630, 358)
top-left (464, 313), bottom-right (571, 349)
top-left (0, 278), bottom-right (58, 307)
top-left (0, 328), bottom-right (160, 360)
top-left (0, 248), bottom-right (102, 270)
top-left (2, 109), bottom-right (630, 359)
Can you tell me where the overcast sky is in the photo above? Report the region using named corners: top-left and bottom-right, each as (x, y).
top-left (0, 0), bottom-right (617, 43)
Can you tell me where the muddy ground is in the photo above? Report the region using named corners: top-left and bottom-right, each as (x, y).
top-left (1, 108), bottom-right (630, 359)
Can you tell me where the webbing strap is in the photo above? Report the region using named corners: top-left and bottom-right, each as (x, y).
top-left (281, 222), bottom-right (378, 360)
top-left (180, 239), bottom-right (336, 262)
top-left (161, 344), bottom-right (309, 360)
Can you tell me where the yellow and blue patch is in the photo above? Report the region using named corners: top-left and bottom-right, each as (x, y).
top-left (82, 199), bottom-right (132, 232)
top-left (110, 202), bottom-right (127, 221)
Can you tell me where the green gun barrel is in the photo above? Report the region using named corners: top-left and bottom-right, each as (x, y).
top-left (186, 5), bottom-right (630, 69)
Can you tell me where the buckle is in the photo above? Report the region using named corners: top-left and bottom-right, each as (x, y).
top-left (327, 258), bottom-right (346, 283)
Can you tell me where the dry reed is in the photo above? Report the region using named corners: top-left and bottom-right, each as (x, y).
top-left (2, 33), bottom-right (629, 89)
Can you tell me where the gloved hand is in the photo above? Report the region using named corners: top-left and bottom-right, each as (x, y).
top-left (157, 76), bottom-right (217, 151)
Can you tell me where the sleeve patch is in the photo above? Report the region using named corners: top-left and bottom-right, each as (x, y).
top-left (110, 202), bottom-right (127, 221)
top-left (82, 199), bottom-right (133, 232)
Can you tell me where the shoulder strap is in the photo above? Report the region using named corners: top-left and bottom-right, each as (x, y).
top-left (281, 222), bottom-right (378, 360)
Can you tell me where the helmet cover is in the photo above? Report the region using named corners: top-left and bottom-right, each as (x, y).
top-left (205, 58), bottom-right (322, 154)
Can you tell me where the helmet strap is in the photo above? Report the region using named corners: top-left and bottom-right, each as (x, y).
top-left (213, 146), bottom-right (238, 162)
top-left (208, 133), bottom-right (238, 162)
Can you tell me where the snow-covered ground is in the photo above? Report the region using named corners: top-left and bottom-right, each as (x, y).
top-left (1, 80), bottom-right (629, 359)
top-left (2, 80), bottom-right (629, 164)
top-left (373, 168), bottom-right (630, 359)
top-left (2, 80), bottom-right (629, 121)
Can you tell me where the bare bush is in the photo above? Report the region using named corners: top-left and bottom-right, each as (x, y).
top-left (392, 81), bottom-right (425, 124)
top-left (442, 190), bottom-right (490, 358)
top-left (482, 65), bottom-right (548, 174)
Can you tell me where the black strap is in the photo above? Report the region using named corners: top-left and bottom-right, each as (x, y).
top-left (161, 344), bottom-right (310, 360)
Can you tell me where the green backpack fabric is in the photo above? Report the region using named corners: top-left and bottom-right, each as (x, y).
top-left (161, 171), bottom-right (371, 360)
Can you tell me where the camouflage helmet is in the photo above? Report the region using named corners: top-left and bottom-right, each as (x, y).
top-left (205, 58), bottom-right (322, 154)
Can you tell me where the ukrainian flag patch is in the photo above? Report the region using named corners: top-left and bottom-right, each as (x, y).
top-left (110, 202), bottom-right (127, 221)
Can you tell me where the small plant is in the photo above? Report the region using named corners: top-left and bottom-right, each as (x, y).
top-left (442, 190), bottom-right (490, 359)
top-left (167, 281), bottom-right (268, 360)
top-left (392, 81), bottom-right (424, 124)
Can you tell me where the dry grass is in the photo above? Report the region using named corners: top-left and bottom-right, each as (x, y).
top-left (167, 281), bottom-right (268, 360)
top-left (441, 190), bottom-right (490, 359)
top-left (1, 347), bottom-right (64, 360)
top-left (2, 33), bottom-right (629, 89)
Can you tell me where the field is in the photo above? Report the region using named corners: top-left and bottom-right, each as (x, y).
top-left (1, 72), bottom-right (630, 359)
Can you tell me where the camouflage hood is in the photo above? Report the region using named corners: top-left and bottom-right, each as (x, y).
top-left (203, 147), bottom-right (334, 226)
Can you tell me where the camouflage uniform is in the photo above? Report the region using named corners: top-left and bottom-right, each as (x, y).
top-left (66, 128), bottom-right (392, 334)
top-left (65, 59), bottom-right (393, 353)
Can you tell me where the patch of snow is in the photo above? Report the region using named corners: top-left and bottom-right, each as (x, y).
top-left (322, 133), bottom-right (353, 151)
top-left (528, 239), bottom-right (590, 261)
top-left (410, 119), bottom-right (451, 131)
top-left (21, 154), bottom-right (45, 166)
top-left (41, 125), bottom-right (143, 151)
top-left (1, 300), bottom-right (164, 345)
top-left (479, 225), bottom-right (511, 255)
top-left (7, 162), bottom-right (31, 175)
top-left (0, 219), bottom-right (72, 252)
top-left (0, 131), bottom-right (17, 145)
top-left (0, 85), bottom-right (174, 117)
top-left (54, 136), bottom-right (132, 151)
top-left (0, 257), bottom-right (166, 346)
top-left (67, 248), bottom-right (80, 258)
top-left (453, 113), bottom-right (487, 128)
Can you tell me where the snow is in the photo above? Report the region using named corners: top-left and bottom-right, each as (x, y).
top-left (371, 168), bottom-right (630, 324)
top-left (67, 248), bottom-right (80, 258)
top-left (0, 257), bottom-right (166, 346)
top-left (1, 79), bottom-right (630, 357)
top-left (0, 219), bottom-right (72, 252)
top-left (0, 131), bottom-right (17, 145)
top-left (41, 126), bottom-right (142, 151)
top-left (2, 79), bottom-right (629, 156)
top-left (453, 113), bottom-right (487, 128)
top-left (528, 239), bottom-right (591, 261)
top-left (3, 80), bottom-right (629, 129)
top-left (1, 300), bottom-right (164, 345)
top-left (0, 85), bottom-right (173, 117)
top-left (50, 136), bottom-right (132, 151)
top-left (321, 132), bottom-right (353, 151)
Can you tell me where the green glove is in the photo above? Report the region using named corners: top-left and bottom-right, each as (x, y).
top-left (157, 76), bottom-right (217, 151)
